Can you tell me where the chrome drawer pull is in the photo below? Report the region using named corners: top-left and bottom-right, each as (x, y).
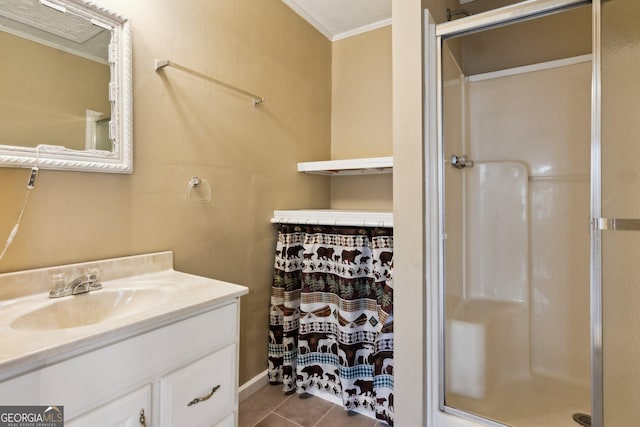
top-left (187, 385), bottom-right (221, 407)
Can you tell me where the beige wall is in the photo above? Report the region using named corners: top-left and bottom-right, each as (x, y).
top-left (602, 0), bottom-right (640, 424)
top-left (460, 5), bottom-right (591, 76)
top-left (329, 26), bottom-right (392, 211)
top-left (0, 0), bottom-right (331, 385)
top-left (442, 41), bottom-right (465, 305)
top-left (391, 0), bottom-right (481, 425)
top-left (0, 32), bottom-right (110, 150)
top-left (331, 26), bottom-right (392, 159)
top-left (393, 1), bottom-right (428, 425)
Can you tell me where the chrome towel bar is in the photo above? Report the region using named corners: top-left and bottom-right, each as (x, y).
top-left (154, 59), bottom-right (264, 106)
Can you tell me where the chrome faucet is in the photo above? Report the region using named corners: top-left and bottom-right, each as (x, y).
top-left (49, 269), bottom-right (102, 298)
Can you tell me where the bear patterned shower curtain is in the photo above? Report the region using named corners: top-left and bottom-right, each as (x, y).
top-left (268, 223), bottom-right (394, 425)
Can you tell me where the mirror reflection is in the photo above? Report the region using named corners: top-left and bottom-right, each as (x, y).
top-left (0, 0), bottom-right (112, 152)
top-left (0, 0), bottom-right (131, 173)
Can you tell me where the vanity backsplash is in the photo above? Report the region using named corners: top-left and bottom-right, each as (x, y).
top-left (0, 251), bottom-right (174, 301)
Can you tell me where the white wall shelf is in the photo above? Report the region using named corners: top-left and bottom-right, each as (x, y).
top-left (297, 156), bottom-right (393, 175)
top-left (271, 209), bottom-right (393, 228)
top-left (272, 157), bottom-right (394, 228)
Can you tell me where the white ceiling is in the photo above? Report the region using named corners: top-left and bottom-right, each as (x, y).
top-left (281, 0), bottom-right (392, 42)
top-left (0, 0), bottom-right (110, 62)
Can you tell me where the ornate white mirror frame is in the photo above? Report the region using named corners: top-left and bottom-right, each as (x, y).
top-left (0, 0), bottom-right (132, 173)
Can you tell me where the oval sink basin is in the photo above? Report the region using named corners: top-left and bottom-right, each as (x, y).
top-left (10, 289), bottom-right (168, 331)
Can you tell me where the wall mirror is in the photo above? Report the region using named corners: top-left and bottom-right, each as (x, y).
top-left (0, 0), bottom-right (132, 173)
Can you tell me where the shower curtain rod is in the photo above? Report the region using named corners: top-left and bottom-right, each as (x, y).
top-left (271, 209), bottom-right (393, 228)
top-left (154, 59), bottom-right (264, 106)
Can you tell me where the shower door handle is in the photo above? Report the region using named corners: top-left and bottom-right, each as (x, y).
top-left (593, 218), bottom-right (640, 231)
top-left (450, 154), bottom-right (474, 169)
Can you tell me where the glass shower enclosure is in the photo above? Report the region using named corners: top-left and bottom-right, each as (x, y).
top-left (436, 1), bottom-right (594, 426)
top-left (429, 0), bottom-right (640, 425)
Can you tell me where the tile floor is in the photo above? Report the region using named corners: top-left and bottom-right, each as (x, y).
top-left (238, 383), bottom-right (388, 427)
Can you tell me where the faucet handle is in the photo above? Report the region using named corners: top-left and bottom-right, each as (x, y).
top-left (86, 267), bottom-right (101, 282)
top-left (85, 267), bottom-right (103, 291)
top-left (49, 272), bottom-right (68, 297)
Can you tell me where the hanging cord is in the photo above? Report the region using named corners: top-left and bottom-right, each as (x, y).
top-left (0, 148), bottom-right (40, 264)
top-left (0, 184), bottom-right (32, 263)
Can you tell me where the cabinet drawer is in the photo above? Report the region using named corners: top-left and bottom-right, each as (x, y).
top-left (66, 385), bottom-right (151, 427)
top-left (160, 344), bottom-right (236, 427)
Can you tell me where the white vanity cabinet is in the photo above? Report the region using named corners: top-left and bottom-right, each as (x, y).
top-left (0, 300), bottom-right (242, 427)
top-left (159, 344), bottom-right (236, 426)
top-left (66, 386), bottom-right (152, 427)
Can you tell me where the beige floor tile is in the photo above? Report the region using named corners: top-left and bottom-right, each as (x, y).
top-left (239, 385), bottom-right (387, 427)
top-left (315, 406), bottom-right (378, 427)
top-left (255, 413), bottom-right (302, 427)
top-left (238, 384), bottom-right (293, 426)
top-left (273, 393), bottom-right (334, 427)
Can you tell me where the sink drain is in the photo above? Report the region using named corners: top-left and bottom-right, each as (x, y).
top-left (572, 413), bottom-right (591, 427)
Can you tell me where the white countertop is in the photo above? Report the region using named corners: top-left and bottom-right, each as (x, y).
top-left (0, 253), bottom-right (248, 382)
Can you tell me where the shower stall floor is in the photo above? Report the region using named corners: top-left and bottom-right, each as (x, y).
top-left (447, 375), bottom-right (590, 427)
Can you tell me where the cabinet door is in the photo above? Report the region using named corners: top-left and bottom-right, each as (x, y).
top-left (159, 344), bottom-right (236, 427)
top-left (66, 385), bottom-right (151, 427)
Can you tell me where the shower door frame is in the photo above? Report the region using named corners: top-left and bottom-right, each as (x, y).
top-left (429, 0), bottom-right (601, 425)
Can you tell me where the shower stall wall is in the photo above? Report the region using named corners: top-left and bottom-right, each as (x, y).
top-left (439, 10), bottom-right (592, 425)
